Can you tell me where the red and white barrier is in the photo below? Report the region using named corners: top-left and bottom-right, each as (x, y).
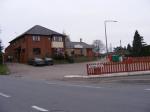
top-left (87, 57), bottom-right (150, 75)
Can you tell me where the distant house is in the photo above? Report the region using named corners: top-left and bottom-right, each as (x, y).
top-left (5, 25), bottom-right (66, 63)
top-left (65, 39), bottom-right (94, 57)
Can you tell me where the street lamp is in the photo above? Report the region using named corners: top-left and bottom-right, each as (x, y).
top-left (104, 20), bottom-right (118, 55)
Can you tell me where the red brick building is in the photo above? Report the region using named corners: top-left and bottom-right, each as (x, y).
top-left (5, 25), bottom-right (66, 63)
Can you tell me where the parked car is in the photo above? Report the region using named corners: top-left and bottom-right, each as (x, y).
top-left (44, 58), bottom-right (54, 65)
top-left (28, 57), bottom-right (45, 66)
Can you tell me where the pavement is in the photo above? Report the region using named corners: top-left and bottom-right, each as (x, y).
top-left (0, 76), bottom-right (150, 112)
top-left (64, 70), bottom-right (150, 80)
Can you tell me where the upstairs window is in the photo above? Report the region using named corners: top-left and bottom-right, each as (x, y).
top-left (33, 48), bottom-right (41, 55)
top-left (52, 36), bottom-right (63, 42)
top-left (32, 36), bottom-right (40, 41)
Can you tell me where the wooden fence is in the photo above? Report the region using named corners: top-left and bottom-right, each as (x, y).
top-left (87, 57), bottom-right (150, 75)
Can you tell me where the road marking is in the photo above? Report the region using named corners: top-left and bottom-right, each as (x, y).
top-left (0, 92), bottom-right (11, 98)
top-left (32, 105), bottom-right (48, 112)
top-left (46, 82), bottom-right (102, 89)
top-left (144, 89), bottom-right (150, 91)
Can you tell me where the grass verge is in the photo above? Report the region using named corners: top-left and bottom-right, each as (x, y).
top-left (0, 64), bottom-right (9, 75)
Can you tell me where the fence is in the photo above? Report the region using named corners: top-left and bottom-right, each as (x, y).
top-left (87, 57), bottom-right (150, 75)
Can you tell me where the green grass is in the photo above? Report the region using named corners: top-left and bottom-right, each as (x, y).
top-left (0, 64), bottom-right (9, 75)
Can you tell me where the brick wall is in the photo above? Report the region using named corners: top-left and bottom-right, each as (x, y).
top-left (26, 35), bottom-right (52, 60)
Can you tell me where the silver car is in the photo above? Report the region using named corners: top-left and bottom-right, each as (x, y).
top-left (28, 57), bottom-right (45, 66)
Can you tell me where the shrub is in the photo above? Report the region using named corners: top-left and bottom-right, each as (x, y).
top-left (52, 53), bottom-right (65, 60)
top-left (0, 64), bottom-right (9, 75)
top-left (67, 56), bottom-right (74, 63)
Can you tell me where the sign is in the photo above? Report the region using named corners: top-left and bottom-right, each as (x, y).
top-left (88, 63), bottom-right (104, 68)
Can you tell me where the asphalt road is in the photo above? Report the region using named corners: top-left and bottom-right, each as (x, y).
top-left (0, 76), bottom-right (150, 112)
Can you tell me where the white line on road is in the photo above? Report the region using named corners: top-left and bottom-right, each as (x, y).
top-left (32, 105), bottom-right (48, 112)
top-left (0, 92), bottom-right (11, 98)
top-left (144, 89), bottom-right (150, 91)
top-left (46, 82), bottom-right (102, 89)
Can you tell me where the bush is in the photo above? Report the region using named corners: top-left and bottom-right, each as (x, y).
top-left (0, 64), bottom-right (9, 75)
top-left (67, 56), bottom-right (74, 63)
top-left (52, 54), bottom-right (65, 60)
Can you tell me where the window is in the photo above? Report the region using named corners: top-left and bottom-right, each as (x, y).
top-left (32, 36), bottom-right (40, 41)
top-left (33, 48), bottom-right (41, 55)
top-left (59, 37), bottom-right (63, 42)
top-left (52, 36), bottom-right (63, 42)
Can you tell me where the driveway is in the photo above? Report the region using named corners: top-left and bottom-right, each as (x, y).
top-left (7, 62), bottom-right (90, 80)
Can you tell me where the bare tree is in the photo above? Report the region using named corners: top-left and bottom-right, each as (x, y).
top-left (92, 40), bottom-right (105, 53)
top-left (65, 35), bottom-right (71, 42)
top-left (63, 31), bottom-right (71, 42)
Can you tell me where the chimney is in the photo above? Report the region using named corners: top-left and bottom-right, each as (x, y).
top-left (80, 38), bottom-right (82, 42)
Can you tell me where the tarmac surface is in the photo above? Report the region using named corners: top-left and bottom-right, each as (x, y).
top-left (7, 62), bottom-right (88, 80)
top-left (2, 62), bottom-right (150, 112)
top-left (0, 76), bottom-right (150, 112)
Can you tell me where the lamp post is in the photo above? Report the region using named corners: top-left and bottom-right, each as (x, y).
top-left (104, 20), bottom-right (118, 55)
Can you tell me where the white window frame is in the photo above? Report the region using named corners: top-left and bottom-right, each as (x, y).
top-left (53, 36), bottom-right (56, 41)
top-left (52, 36), bottom-right (63, 42)
top-left (59, 37), bottom-right (62, 42)
top-left (32, 36), bottom-right (40, 41)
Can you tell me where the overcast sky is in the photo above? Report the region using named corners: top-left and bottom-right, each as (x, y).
top-left (0, 0), bottom-right (149, 49)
